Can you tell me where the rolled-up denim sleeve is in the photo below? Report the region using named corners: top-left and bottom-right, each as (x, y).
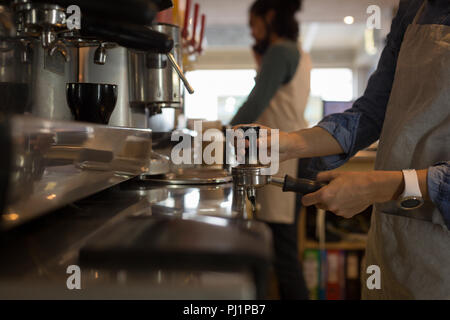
top-left (313, 112), bottom-right (362, 170)
top-left (427, 162), bottom-right (450, 227)
top-left (308, 0), bottom-right (417, 171)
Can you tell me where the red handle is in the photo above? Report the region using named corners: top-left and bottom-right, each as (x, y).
top-left (190, 3), bottom-right (199, 46)
top-left (197, 14), bottom-right (206, 53)
top-left (182, 0), bottom-right (191, 40)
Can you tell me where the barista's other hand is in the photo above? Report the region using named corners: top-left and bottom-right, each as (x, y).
top-left (232, 123), bottom-right (298, 162)
top-left (301, 170), bottom-right (404, 218)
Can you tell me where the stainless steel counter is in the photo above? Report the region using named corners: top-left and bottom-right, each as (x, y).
top-left (0, 180), bottom-right (273, 299)
top-left (1, 115), bottom-right (153, 230)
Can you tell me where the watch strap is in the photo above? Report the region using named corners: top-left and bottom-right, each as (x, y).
top-left (401, 169), bottom-right (422, 198)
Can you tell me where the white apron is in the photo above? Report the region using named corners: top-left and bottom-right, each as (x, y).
top-left (362, 1), bottom-right (450, 299)
top-left (255, 49), bottom-right (312, 224)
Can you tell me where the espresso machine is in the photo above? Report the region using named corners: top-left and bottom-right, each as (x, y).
top-left (0, 0), bottom-right (186, 226)
top-left (0, 0), bottom-right (273, 299)
top-left (79, 18), bottom-right (194, 130)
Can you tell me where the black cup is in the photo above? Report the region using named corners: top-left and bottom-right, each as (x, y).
top-left (66, 83), bottom-right (118, 124)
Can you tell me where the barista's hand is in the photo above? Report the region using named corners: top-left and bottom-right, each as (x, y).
top-left (301, 170), bottom-right (404, 218)
top-left (232, 123), bottom-right (299, 162)
top-left (233, 124), bottom-right (345, 162)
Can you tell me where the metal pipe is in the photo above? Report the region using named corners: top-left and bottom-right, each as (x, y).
top-left (48, 40), bottom-right (71, 62)
top-left (166, 52), bottom-right (194, 94)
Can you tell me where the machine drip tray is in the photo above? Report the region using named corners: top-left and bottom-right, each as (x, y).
top-left (141, 167), bottom-right (233, 185)
top-left (79, 214), bottom-right (272, 297)
top-left (79, 215), bottom-right (271, 271)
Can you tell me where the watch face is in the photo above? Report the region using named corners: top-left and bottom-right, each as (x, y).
top-left (400, 197), bottom-right (424, 210)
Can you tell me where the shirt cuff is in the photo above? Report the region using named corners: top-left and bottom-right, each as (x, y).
top-left (309, 112), bottom-right (361, 171)
top-left (427, 162), bottom-right (450, 229)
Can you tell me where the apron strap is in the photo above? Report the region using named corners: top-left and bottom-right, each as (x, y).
top-left (412, 0), bottom-right (427, 25)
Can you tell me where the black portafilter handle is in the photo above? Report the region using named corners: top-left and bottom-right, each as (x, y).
top-left (280, 175), bottom-right (327, 195)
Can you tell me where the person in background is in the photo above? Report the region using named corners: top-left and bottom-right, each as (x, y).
top-left (238, 0), bottom-right (449, 299)
top-left (230, 0), bottom-right (311, 299)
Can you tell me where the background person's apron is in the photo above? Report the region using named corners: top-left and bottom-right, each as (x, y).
top-left (362, 1), bottom-right (450, 299)
top-left (256, 50), bottom-right (312, 224)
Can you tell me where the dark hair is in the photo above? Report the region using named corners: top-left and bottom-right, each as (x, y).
top-left (250, 0), bottom-right (302, 41)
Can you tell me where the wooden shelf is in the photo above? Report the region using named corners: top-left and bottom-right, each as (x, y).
top-left (304, 240), bottom-right (367, 251)
top-left (298, 207), bottom-right (368, 262)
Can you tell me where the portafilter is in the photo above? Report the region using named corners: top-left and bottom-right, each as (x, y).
top-left (231, 125), bottom-right (326, 219)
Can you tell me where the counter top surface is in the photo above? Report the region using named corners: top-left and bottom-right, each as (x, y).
top-left (0, 180), bottom-right (271, 299)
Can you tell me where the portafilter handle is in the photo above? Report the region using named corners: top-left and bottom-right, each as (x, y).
top-left (270, 175), bottom-right (327, 195)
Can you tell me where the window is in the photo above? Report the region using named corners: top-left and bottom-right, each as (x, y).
top-left (184, 68), bottom-right (354, 127)
top-left (305, 68), bottom-right (354, 126)
top-left (310, 68), bottom-right (353, 102)
top-left (184, 69), bottom-right (256, 124)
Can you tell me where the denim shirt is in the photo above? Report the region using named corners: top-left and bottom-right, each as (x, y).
top-left (313, 0), bottom-right (450, 225)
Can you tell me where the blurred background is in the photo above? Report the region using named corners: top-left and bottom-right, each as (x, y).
top-left (183, 0), bottom-right (399, 126)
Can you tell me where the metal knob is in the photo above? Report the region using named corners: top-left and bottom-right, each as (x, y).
top-left (41, 30), bottom-right (56, 48)
top-left (94, 44), bottom-right (107, 65)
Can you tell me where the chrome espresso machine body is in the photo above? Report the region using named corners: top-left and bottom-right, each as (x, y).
top-left (128, 23), bottom-right (188, 131)
top-left (0, 1), bottom-right (76, 119)
top-left (0, 0), bottom-right (273, 299)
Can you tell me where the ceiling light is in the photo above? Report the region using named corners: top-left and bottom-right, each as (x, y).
top-left (344, 16), bottom-right (354, 25)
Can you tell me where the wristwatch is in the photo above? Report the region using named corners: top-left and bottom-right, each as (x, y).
top-left (397, 169), bottom-right (424, 210)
